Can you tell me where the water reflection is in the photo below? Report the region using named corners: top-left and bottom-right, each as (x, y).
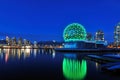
top-left (63, 55), bottom-right (87, 80)
top-left (2, 49), bottom-right (32, 62)
top-left (64, 54), bottom-right (77, 58)
top-left (95, 62), bottom-right (99, 70)
top-left (34, 49), bottom-right (37, 58)
top-left (0, 48), bottom-right (55, 63)
top-left (41, 49), bottom-right (56, 58)
top-left (24, 49), bottom-right (31, 59)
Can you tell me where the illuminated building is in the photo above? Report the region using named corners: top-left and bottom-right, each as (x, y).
top-left (63, 23), bottom-right (94, 48)
top-left (86, 33), bottom-right (93, 41)
top-left (63, 23), bottom-right (88, 48)
top-left (34, 41), bottom-right (38, 48)
top-left (114, 23), bottom-right (120, 47)
top-left (63, 23), bottom-right (107, 49)
top-left (23, 39), bottom-right (27, 46)
top-left (63, 58), bottom-right (87, 80)
top-left (6, 36), bottom-right (9, 45)
top-left (23, 39), bottom-right (31, 46)
top-left (27, 40), bottom-right (31, 46)
top-left (23, 39), bottom-right (31, 48)
top-left (18, 37), bottom-right (23, 46)
top-left (5, 36), bottom-right (13, 46)
top-left (95, 30), bottom-right (104, 41)
top-left (0, 39), bottom-right (7, 46)
top-left (95, 30), bottom-right (107, 47)
top-left (12, 37), bottom-right (17, 46)
top-left (63, 23), bottom-right (87, 42)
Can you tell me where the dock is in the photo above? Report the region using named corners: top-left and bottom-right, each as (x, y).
top-left (85, 54), bottom-right (120, 72)
top-left (84, 55), bottom-right (120, 63)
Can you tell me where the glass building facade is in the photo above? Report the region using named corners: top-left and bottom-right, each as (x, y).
top-left (114, 23), bottom-right (120, 47)
top-left (95, 30), bottom-right (104, 41)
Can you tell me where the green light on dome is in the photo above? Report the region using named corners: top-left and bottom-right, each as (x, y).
top-left (63, 58), bottom-right (87, 80)
top-left (63, 23), bottom-right (87, 42)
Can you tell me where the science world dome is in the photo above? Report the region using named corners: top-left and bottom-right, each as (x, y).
top-left (63, 23), bottom-right (87, 42)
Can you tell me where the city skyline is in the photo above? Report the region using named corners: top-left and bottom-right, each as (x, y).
top-left (0, 0), bottom-right (120, 42)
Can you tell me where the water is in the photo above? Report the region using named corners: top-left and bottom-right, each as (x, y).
top-left (0, 49), bottom-right (119, 80)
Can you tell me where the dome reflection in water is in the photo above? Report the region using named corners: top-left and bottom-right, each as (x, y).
top-left (63, 54), bottom-right (87, 80)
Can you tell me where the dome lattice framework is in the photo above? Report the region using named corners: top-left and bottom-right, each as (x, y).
top-left (63, 23), bottom-right (87, 42)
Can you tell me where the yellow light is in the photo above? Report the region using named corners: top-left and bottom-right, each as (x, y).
top-left (26, 46), bottom-right (31, 49)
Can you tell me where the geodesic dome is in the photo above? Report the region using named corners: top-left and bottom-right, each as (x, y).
top-left (63, 23), bottom-right (87, 42)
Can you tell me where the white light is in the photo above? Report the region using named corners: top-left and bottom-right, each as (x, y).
top-left (52, 50), bottom-right (55, 58)
top-left (26, 46), bottom-right (31, 49)
top-left (53, 40), bottom-right (56, 43)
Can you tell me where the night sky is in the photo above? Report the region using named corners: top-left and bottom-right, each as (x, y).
top-left (0, 0), bottom-right (120, 42)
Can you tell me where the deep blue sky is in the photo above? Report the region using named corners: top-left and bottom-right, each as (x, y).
top-left (0, 0), bottom-right (120, 42)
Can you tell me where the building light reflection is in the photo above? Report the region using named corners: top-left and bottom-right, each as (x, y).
top-left (95, 62), bottom-right (99, 70)
top-left (63, 58), bottom-right (87, 80)
top-left (0, 49), bottom-right (31, 62)
top-left (0, 48), bottom-right (1, 53)
top-left (0, 48), bottom-right (56, 63)
top-left (52, 50), bottom-right (56, 58)
top-left (24, 49), bottom-right (31, 59)
top-left (34, 49), bottom-right (37, 58)
top-left (17, 49), bottom-right (22, 59)
top-left (5, 49), bottom-right (10, 63)
top-left (5, 53), bottom-right (9, 63)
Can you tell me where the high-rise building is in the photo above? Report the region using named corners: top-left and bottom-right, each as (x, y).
top-left (18, 37), bottom-right (23, 46)
top-left (12, 37), bottom-right (17, 46)
top-left (23, 39), bottom-right (31, 46)
top-left (9, 38), bottom-right (12, 46)
top-left (6, 36), bottom-right (9, 45)
top-left (95, 30), bottom-right (104, 41)
top-left (34, 41), bottom-right (38, 48)
top-left (86, 33), bottom-right (93, 41)
top-left (23, 39), bottom-right (27, 46)
top-left (114, 23), bottom-right (120, 47)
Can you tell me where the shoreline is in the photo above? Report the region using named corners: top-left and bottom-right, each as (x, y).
top-left (55, 48), bottom-right (120, 52)
top-left (0, 47), bottom-right (54, 49)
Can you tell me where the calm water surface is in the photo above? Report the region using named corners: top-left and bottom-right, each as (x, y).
top-left (0, 49), bottom-right (119, 80)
